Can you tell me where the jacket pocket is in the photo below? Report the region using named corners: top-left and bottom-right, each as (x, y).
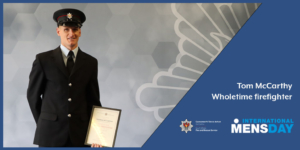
top-left (40, 112), bottom-right (57, 121)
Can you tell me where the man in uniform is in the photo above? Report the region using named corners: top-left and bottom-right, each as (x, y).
top-left (27, 8), bottom-right (101, 147)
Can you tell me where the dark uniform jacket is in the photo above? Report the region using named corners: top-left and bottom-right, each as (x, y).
top-left (27, 46), bottom-right (101, 147)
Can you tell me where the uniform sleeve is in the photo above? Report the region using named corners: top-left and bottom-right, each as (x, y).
top-left (87, 59), bottom-right (101, 113)
top-left (27, 55), bottom-right (46, 124)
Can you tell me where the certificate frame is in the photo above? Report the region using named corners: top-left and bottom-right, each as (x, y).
top-left (84, 106), bottom-right (121, 147)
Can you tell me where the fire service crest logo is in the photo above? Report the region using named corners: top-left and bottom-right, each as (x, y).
top-left (180, 119), bottom-right (193, 133)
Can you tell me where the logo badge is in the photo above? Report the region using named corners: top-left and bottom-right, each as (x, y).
top-left (67, 13), bottom-right (72, 19)
top-left (180, 119), bottom-right (193, 133)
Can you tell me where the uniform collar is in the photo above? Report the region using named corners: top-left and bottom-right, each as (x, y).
top-left (60, 44), bottom-right (78, 57)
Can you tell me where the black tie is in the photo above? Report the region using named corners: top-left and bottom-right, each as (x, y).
top-left (67, 51), bottom-right (74, 75)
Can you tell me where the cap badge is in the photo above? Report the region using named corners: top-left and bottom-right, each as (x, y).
top-left (67, 13), bottom-right (72, 19)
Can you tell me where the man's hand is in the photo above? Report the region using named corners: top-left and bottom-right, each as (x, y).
top-left (91, 143), bottom-right (102, 148)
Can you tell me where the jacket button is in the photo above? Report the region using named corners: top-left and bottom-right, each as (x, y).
top-left (69, 83), bottom-right (72, 87)
top-left (68, 114), bottom-right (71, 117)
top-left (68, 98), bottom-right (72, 102)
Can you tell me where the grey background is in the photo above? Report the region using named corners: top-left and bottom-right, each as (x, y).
top-left (3, 3), bottom-right (259, 147)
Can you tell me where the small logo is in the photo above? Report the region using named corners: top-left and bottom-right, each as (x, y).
top-left (67, 13), bottom-right (72, 19)
top-left (231, 118), bottom-right (294, 133)
top-left (234, 118), bottom-right (239, 124)
top-left (180, 119), bottom-right (193, 133)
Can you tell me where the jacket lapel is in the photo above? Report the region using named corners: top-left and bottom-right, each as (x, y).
top-left (70, 48), bottom-right (87, 77)
top-left (52, 46), bottom-right (69, 78)
top-left (52, 46), bottom-right (87, 78)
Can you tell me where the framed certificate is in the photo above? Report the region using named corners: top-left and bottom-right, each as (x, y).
top-left (85, 106), bottom-right (121, 147)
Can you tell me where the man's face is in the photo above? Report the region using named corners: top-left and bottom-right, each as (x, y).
top-left (56, 25), bottom-right (81, 49)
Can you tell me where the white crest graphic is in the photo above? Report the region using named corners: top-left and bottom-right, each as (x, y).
top-left (180, 119), bottom-right (193, 133)
top-left (135, 3), bottom-right (260, 122)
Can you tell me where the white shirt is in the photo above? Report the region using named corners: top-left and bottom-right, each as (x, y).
top-left (60, 44), bottom-right (78, 66)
